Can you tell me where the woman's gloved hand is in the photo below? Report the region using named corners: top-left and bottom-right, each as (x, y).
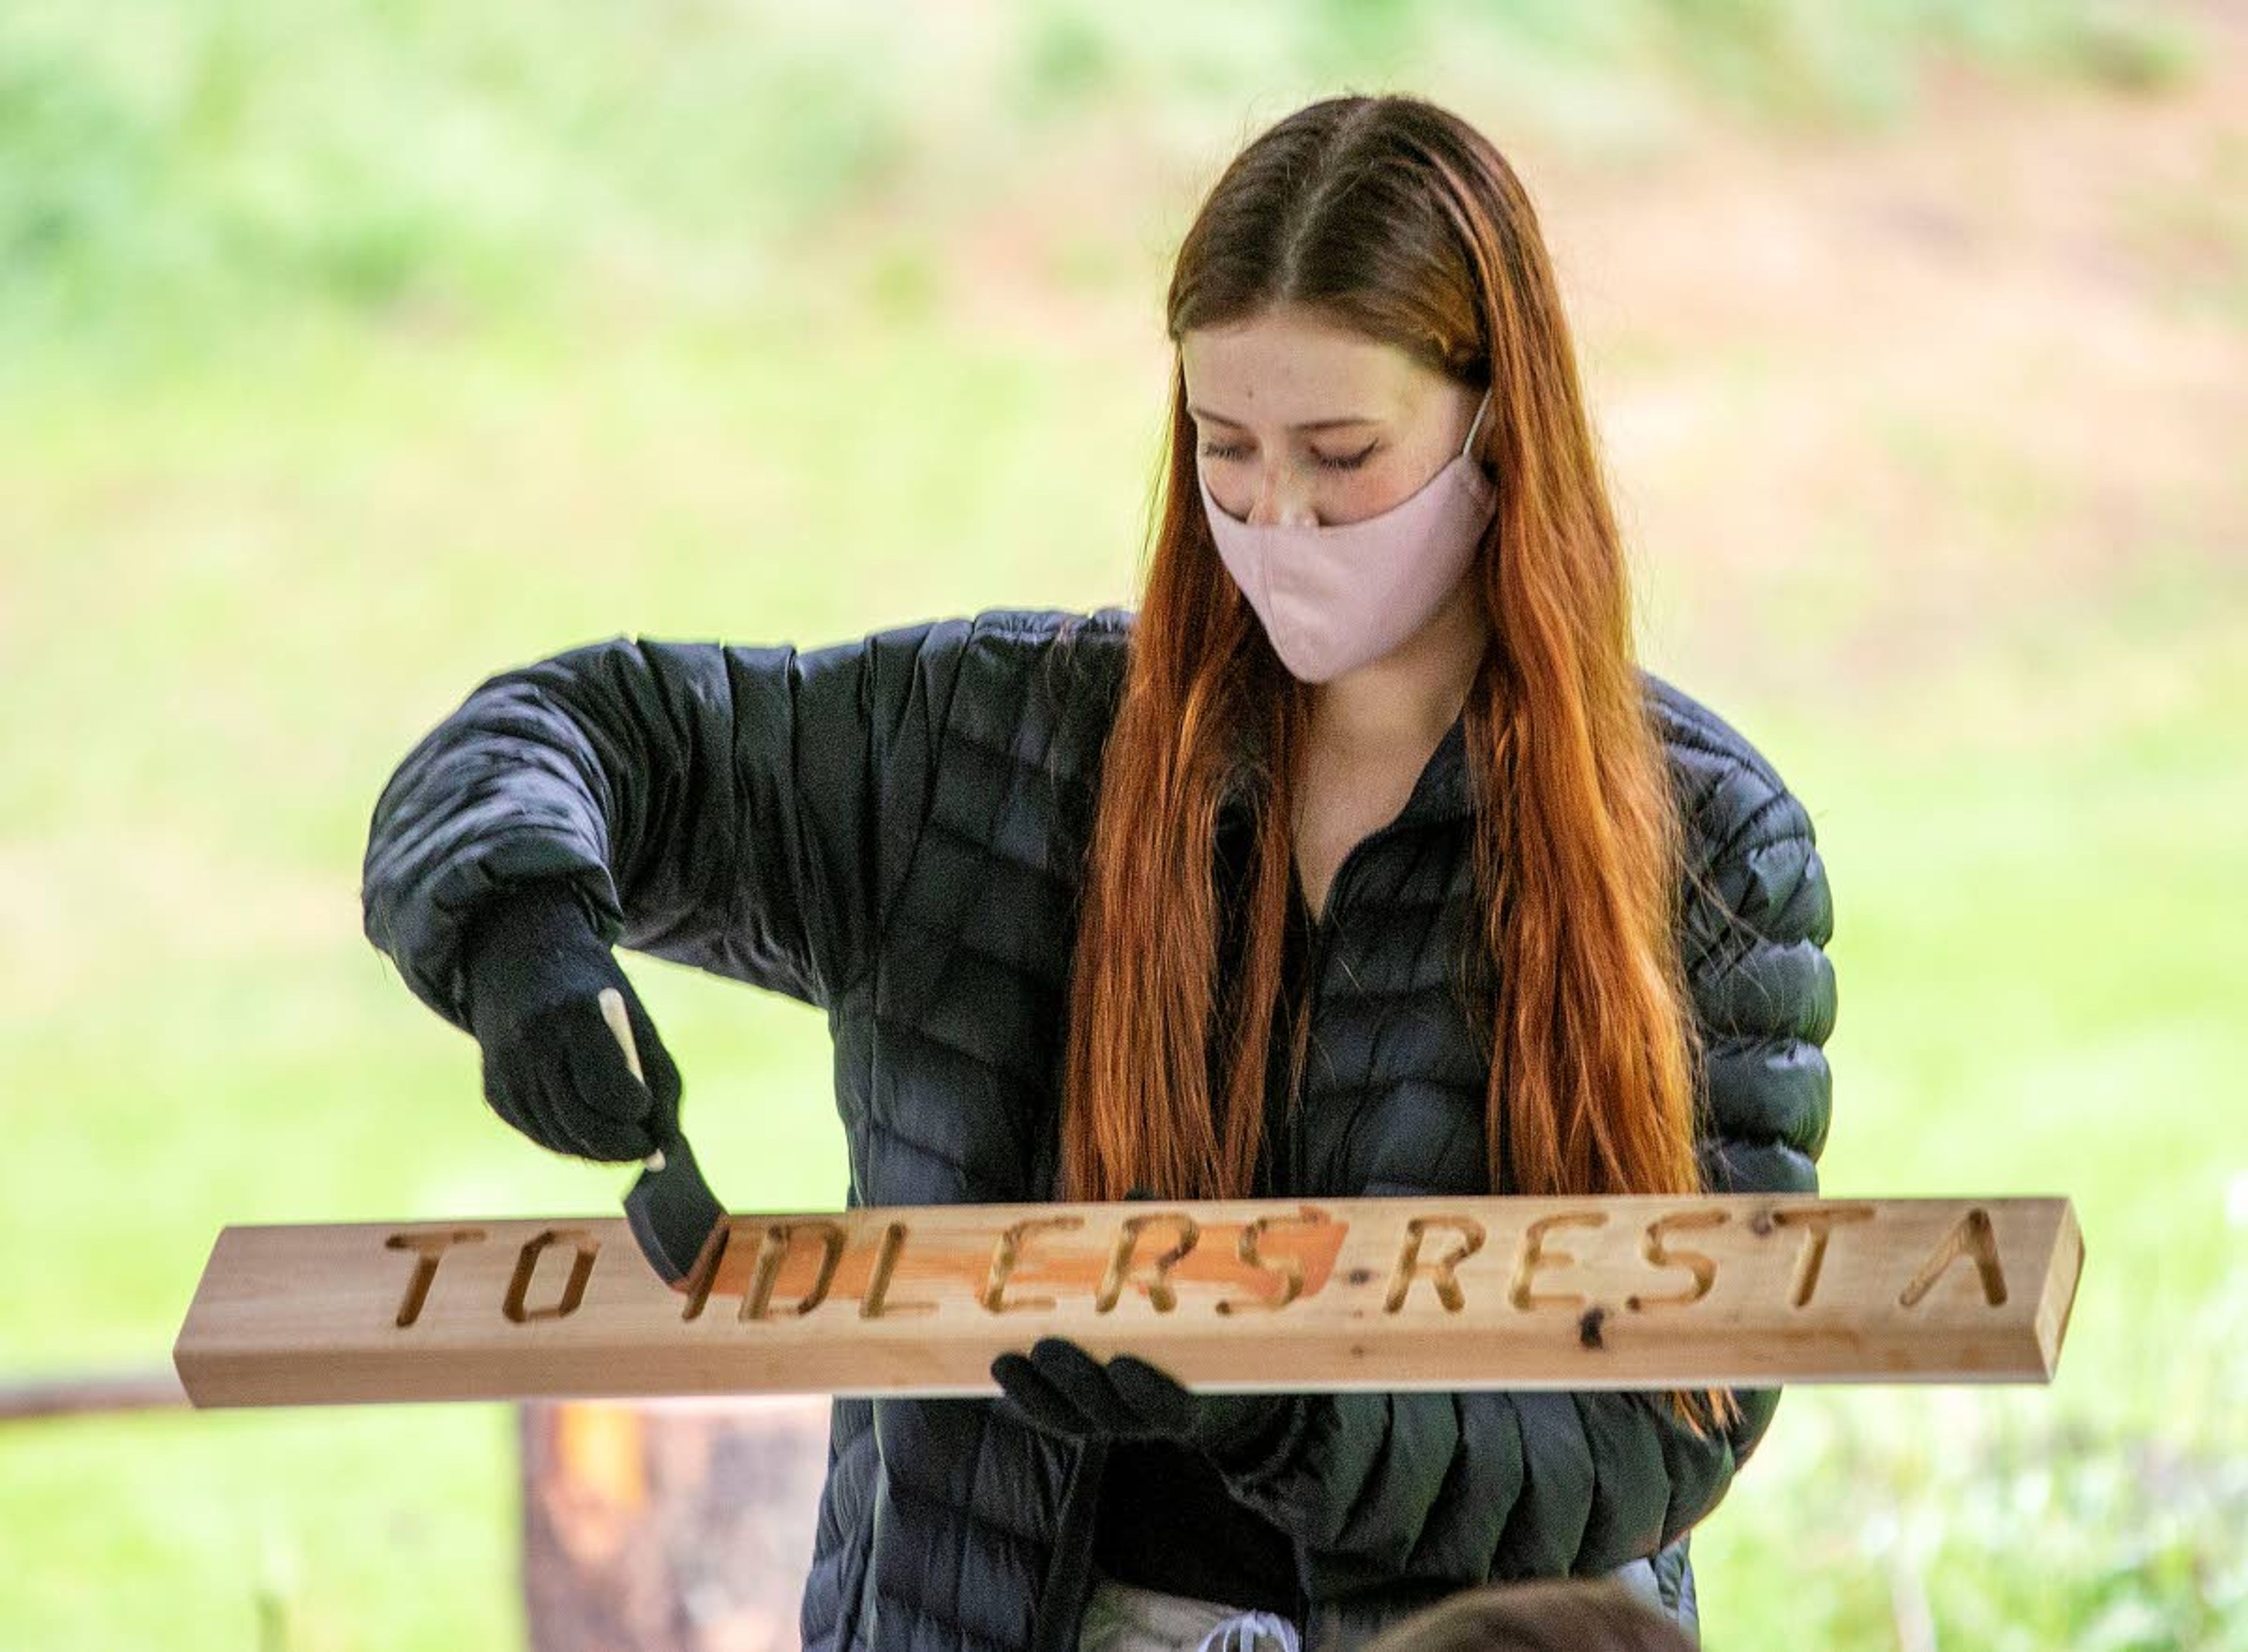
top-left (458, 879), bottom-right (683, 1161)
top-left (991, 1336), bottom-right (1301, 1465)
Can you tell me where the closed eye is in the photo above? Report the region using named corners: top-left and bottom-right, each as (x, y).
top-left (1200, 441), bottom-right (1378, 472)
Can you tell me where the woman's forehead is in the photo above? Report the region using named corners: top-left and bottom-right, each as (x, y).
top-left (1181, 311), bottom-right (1418, 426)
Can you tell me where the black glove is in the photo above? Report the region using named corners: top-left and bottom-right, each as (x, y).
top-left (458, 879), bottom-right (683, 1162)
top-left (991, 1336), bottom-right (1301, 1465)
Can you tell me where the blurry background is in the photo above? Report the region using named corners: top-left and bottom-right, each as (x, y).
top-left (4, 0), bottom-right (2244, 1647)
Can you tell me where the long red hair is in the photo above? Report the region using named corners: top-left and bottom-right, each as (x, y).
top-left (1060, 95), bottom-right (1729, 1429)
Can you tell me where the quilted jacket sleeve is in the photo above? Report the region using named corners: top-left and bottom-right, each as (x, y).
top-left (1211, 742), bottom-right (1837, 1595)
top-left (361, 619), bottom-right (980, 1031)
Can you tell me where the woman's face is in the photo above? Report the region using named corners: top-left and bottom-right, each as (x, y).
top-left (1181, 303), bottom-right (1485, 530)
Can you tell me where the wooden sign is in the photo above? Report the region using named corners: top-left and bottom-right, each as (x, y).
top-left (172, 1194), bottom-right (2082, 1408)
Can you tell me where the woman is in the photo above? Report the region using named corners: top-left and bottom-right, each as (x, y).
top-left (362, 93), bottom-right (1835, 1652)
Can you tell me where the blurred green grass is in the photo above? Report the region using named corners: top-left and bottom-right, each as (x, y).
top-left (4, 2), bottom-right (2244, 1648)
top-left (0, 0), bottom-right (2202, 355)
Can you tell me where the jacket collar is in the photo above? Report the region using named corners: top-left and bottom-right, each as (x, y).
top-left (1400, 708), bottom-right (1473, 825)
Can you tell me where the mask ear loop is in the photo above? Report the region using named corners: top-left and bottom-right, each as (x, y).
top-left (1460, 388), bottom-right (1492, 460)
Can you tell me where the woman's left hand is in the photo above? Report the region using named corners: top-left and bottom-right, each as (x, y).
top-left (991, 1337), bottom-right (1300, 1461)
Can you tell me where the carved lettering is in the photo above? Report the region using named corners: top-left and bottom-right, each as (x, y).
top-left (680, 1219), bottom-right (743, 1323)
top-left (861, 1222), bottom-right (935, 1319)
top-left (1217, 1212), bottom-right (1327, 1315)
top-left (1385, 1216), bottom-right (1486, 1313)
top-left (743, 1221), bottom-right (848, 1321)
top-left (1631, 1209), bottom-right (1728, 1310)
top-left (503, 1228), bottom-right (599, 1324)
top-left (1509, 1212), bottom-right (1607, 1311)
top-left (384, 1228), bottom-right (488, 1328)
top-left (1771, 1205), bottom-right (1876, 1308)
top-left (1095, 1212), bottom-right (1200, 1314)
top-left (1899, 1208), bottom-right (2008, 1308)
top-left (177, 1194), bottom-right (2085, 1410)
top-left (981, 1216), bottom-right (1084, 1314)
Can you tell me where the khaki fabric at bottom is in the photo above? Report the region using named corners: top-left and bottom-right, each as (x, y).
top-left (1076, 1578), bottom-right (1304, 1652)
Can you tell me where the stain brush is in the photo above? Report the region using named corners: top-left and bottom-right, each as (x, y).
top-left (598, 986), bottom-right (727, 1287)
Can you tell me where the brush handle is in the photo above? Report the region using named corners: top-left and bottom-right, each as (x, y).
top-left (597, 986), bottom-right (666, 1173)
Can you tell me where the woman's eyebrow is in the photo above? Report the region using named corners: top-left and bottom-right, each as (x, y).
top-left (1188, 405), bottom-right (1384, 432)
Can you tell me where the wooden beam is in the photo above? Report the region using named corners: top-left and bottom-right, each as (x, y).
top-left (0, 1369), bottom-right (189, 1423)
top-left (173, 1194), bottom-right (2082, 1408)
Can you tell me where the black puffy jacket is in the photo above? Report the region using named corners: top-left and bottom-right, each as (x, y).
top-left (361, 605), bottom-right (1836, 1650)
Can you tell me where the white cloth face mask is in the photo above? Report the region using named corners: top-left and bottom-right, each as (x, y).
top-left (1197, 389), bottom-right (1496, 683)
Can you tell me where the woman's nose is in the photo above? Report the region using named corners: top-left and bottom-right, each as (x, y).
top-left (1245, 465), bottom-right (1315, 528)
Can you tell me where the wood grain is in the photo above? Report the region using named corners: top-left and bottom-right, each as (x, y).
top-left (173, 1194), bottom-right (2083, 1407)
